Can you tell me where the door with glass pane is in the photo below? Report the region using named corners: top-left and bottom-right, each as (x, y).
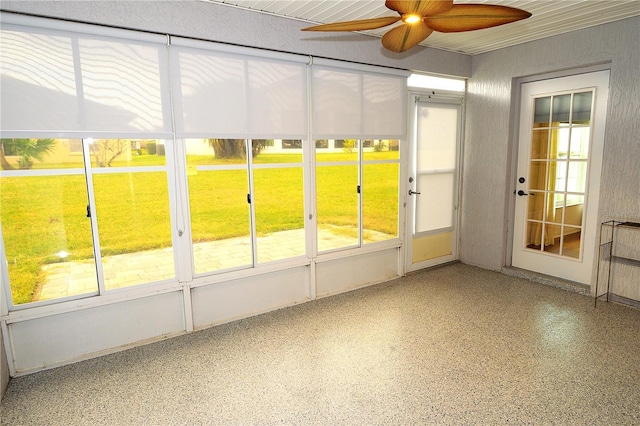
top-left (406, 98), bottom-right (461, 272)
top-left (512, 70), bottom-right (609, 284)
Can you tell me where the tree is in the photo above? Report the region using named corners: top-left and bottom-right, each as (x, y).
top-left (90, 139), bottom-right (127, 167)
top-left (0, 138), bottom-right (57, 170)
top-left (207, 139), bottom-right (270, 159)
top-left (342, 139), bottom-right (356, 153)
top-left (0, 141), bottom-right (12, 170)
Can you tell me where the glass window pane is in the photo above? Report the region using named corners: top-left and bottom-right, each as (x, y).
top-left (552, 94), bottom-right (571, 124)
top-left (78, 37), bottom-right (168, 133)
top-left (253, 139), bottom-right (303, 162)
top-left (564, 198), bottom-right (584, 226)
top-left (0, 138), bottom-right (97, 305)
top-left (362, 74), bottom-right (406, 136)
top-left (570, 127), bottom-right (590, 159)
top-left (175, 51), bottom-right (247, 135)
top-left (416, 104), bottom-right (457, 170)
top-left (550, 161), bottom-right (567, 192)
top-left (89, 139), bottom-right (166, 168)
top-left (407, 74), bottom-right (465, 92)
top-left (362, 139), bottom-right (400, 161)
top-left (572, 92), bottom-right (592, 124)
top-left (561, 227), bottom-right (581, 259)
top-left (525, 220), bottom-right (543, 249)
top-left (549, 193), bottom-right (564, 223)
top-left (312, 68), bottom-right (361, 136)
top-left (316, 152), bottom-right (359, 252)
top-left (316, 141), bottom-right (358, 163)
top-left (415, 173), bottom-right (454, 232)
top-left (527, 192), bottom-right (544, 221)
top-left (543, 224), bottom-right (562, 254)
top-left (186, 139), bottom-right (251, 274)
top-left (530, 129), bottom-right (549, 159)
top-left (0, 28), bottom-right (168, 135)
top-left (247, 61), bottom-right (307, 137)
top-left (253, 142), bottom-right (305, 263)
top-left (529, 161), bottom-right (547, 191)
top-left (91, 139), bottom-right (175, 289)
top-left (551, 127), bottom-right (570, 159)
top-left (567, 161), bottom-right (587, 193)
top-left (533, 97), bottom-right (551, 125)
top-left (363, 163), bottom-right (398, 243)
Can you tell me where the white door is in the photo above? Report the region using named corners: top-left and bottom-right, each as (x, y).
top-left (512, 70), bottom-right (609, 284)
top-left (406, 97), bottom-right (462, 272)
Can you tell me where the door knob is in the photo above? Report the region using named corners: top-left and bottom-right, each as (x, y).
top-left (517, 190), bottom-right (530, 196)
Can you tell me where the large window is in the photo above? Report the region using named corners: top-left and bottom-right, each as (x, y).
top-left (316, 139), bottom-right (399, 252)
top-left (0, 138), bottom-right (174, 305)
top-left (311, 64), bottom-right (406, 253)
top-left (186, 138), bottom-right (305, 275)
top-left (0, 14), bottom-right (407, 308)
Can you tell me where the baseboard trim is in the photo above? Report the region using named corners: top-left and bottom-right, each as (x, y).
top-left (501, 266), bottom-right (590, 296)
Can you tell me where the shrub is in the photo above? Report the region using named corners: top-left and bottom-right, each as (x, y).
top-left (342, 139), bottom-right (356, 153)
top-left (373, 141), bottom-right (387, 152)
top-left (147, 142), bottom-right (157, 155)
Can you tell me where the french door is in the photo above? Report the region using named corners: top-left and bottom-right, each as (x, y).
top-left (512, 70), bottom-right (609, 284)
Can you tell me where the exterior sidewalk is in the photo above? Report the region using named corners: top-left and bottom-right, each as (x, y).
top-left (37, 227), bottom-right (391, 302)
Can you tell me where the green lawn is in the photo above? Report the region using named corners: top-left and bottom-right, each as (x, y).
top-left (0, 152), bottom-right (399, 304)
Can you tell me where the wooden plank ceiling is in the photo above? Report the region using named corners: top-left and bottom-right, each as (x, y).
top-left (203, 0), bottom-right (640, 55)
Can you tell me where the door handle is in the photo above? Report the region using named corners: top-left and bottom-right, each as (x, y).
top-left (517, 190), bottom-right (533, 196)
top-left (409, 189), bottom-right (421, 195)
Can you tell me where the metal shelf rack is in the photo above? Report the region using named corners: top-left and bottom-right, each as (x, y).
top-left (595, 220), bottom-right (640, 307)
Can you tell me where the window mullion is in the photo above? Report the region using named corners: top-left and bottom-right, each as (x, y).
top-left (168, 138), bottom-right (193, 283)
top-left (247, 139), bottom-right (258, 267)
top-left (358, 139), bottom-right (364, 248)
top-left (82, 138), bottom-right (106, 295)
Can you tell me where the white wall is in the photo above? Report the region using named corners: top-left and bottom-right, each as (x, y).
top-left (462, 17), bottom-right (640, 286)
top-left (0, 0), bottom-right (471, 78)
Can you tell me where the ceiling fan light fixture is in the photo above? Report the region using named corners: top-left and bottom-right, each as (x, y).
top-left (402, 14), bottom-right (422, 24)
top-left (302, 0), bottom-right (531, 53)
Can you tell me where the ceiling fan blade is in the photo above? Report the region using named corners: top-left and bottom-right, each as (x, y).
top-left (385, 0), bottom-right (453, 16)
top-left (302, 16), bottom-right (401, 32)
top-left (424, 4), bottom-right (531, 33)
top-left (382, 22), bottom-right (433, 53)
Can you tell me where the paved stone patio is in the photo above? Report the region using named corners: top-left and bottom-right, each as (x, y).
top-left (37, 227), bottom-right (392, 301)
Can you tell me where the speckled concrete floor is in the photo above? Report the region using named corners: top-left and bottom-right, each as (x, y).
top-left (2, 263), bottom-right (639, 425)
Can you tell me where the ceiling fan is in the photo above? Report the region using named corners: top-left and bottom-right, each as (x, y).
top-left (302, 0), bottom-right (531, 53)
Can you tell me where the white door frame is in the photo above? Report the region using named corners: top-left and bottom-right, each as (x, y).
top-left (507, 66), bottom-right (610, 286)
top-left (404, 92), bottom-right (464, 273)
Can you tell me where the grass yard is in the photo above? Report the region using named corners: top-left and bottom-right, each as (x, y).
top-left (0, 151), bottom-right (399, 304)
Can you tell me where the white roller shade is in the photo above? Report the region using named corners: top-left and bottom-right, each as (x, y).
top-left (312, 62), bottom-right (408, 139)
top-left (171, 38), bottom-right (308, 139)
top-left (0, 15), bottom-right (171, 138)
